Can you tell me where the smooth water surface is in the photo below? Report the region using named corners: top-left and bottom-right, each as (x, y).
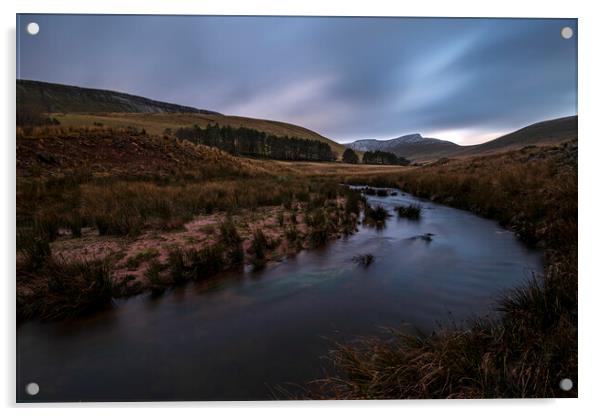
top-left (17, 189), bottom-right (542, 401)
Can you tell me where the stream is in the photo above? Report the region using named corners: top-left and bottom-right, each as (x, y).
top-left (17, 188), bottom-right (543, 401)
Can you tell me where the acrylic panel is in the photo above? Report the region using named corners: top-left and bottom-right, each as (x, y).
top-left (16, 14), bottom-right (578, 402)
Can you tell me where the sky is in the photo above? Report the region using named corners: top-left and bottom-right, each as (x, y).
top-left (17, 15), bottom-right (577, 145)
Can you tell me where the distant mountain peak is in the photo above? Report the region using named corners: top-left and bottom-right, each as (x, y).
top-left (345, 133), bottom-right (457, 154)
top-left (392, 133), bottom-right (423, 142)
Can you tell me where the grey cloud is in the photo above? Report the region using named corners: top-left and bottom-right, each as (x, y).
top-left (17, 15), bottom-right (577, 144)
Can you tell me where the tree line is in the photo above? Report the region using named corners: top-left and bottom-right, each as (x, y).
top-left (173, 124), bottom-right (335, 162)
top-left (343, 148), bottom-right (410, 166)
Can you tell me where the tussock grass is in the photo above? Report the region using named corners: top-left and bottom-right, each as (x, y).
top-left (18, 169), bottom-right (357, 240)
top-left (364, 188), bottom-right (376, 196)
top-left (126, 249), bottom-right (159, 270)
top-left (352, 254), bottom-right (374, 267)
top-left (145, 260), bottom-right (168, 296)
top-left (395, 204), bottom-right (422, 220)
top-left (376, 189), bottom-right (388, 197)
top-left (219, 219), bottom-right (244, 265)
top-left (251, 230), bottom-right (269, 270)
top-left (17, 258), bottom-right (114, 321)
top-left (363, 205), bottom-right (390, 227)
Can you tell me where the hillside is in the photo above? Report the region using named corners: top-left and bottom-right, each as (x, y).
top-left (453, 116), bottom-right (578, 158)
top-left (16, 127), bottom-right (281, 180)
top-left (345, 116), bottom-right (577, 162)
top-left (17, 79), bottom-right (219, 115)
top-left (17, 80), bottom-right (347, 158)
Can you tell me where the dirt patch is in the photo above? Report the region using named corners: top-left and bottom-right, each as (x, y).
top-left (43, 200), bottom-right (355, 298)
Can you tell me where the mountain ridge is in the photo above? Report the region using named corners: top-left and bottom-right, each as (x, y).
top-left (17, 79), bottom-right (221, 115)
top-left (345, 116), bottom-right (577, 162)
top-left (346, 133), bottom-right (460, 161)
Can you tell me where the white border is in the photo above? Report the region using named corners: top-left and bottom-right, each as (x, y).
top-left (2, 0), bottom-right (600, 414)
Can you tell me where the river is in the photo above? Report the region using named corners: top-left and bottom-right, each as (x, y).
top-left (17, 188), bottom-right (543, 402)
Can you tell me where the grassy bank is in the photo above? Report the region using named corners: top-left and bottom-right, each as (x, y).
top-left (312, 141), bottom-right (577, 398)
top-left (17, 172), bottom-right (364, 321)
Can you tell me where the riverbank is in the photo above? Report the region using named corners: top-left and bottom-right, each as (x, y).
top-left (16, 174), bottom-right (364, 321)
top-left (311, 141), bottom-right (577, 398)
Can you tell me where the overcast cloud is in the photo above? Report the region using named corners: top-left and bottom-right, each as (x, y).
top-left (18, 15), bottom-right (577, 144)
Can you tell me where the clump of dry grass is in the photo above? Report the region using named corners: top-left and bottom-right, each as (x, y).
top-left (395, 204), bottom-right (422, 220)
top-left (17, 257), bottom-right (115, 321)
top-left (352, 254), bottom-right (374, 267)
top-left (363, 205), bottom-right (390, 228)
